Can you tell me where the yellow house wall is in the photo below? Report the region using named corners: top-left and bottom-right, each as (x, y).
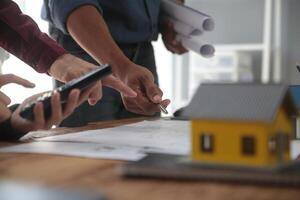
top-left (191, 107), bottom-right (294, 166)
top-left (191, 120), bottom-right (270, 166)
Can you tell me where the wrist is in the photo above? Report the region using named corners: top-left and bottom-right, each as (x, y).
top-left (108, 55), bottom-right (133, 80)
top-left (48, 53), bottom-right (71, 80)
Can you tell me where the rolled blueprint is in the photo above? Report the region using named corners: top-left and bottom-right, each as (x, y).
top-left (161, 0), bottom-right (215, 32)
top-left (177, 35), bottom-right (215, 58)
top-left (167, 17), bottom-right (202, 37)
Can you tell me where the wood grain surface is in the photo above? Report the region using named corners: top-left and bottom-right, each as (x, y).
top-left (0, 118), bottom-right (299, 200)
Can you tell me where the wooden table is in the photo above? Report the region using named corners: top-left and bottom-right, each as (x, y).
top-left (0, 118), bottom-right (299, 200)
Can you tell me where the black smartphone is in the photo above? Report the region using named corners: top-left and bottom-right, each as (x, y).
top-left (20, 64), bottom-right (112, 121)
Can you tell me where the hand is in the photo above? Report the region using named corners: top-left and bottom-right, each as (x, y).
top-left (48, 53), bottom-right (136, 105)
top-left (10, 89), bottom-right (81, 133)
top-left (64, 6), bottom-right (168, 115)
top-left (161, 18), bottom-right (188, 55)
top-left (0, 74), bottom-right (35, 122)
top-left (118, 63), bottom-right (170, 115)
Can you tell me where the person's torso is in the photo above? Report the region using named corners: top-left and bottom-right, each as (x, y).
top-left (100, 0), bottom-right (161, 43)
top-left (43, 0), bottom-right (161, 44)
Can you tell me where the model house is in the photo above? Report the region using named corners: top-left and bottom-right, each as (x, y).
top-left (183, 84), bottom-right (298, 167)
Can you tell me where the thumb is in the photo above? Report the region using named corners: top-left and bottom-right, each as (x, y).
top-left (141, 77), bottom-right (163, 103)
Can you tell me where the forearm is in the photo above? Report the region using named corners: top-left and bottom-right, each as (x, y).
top-left (66, 5), bottom-right (131, 78)
top-left (0, 0), bottom-right (66, 73)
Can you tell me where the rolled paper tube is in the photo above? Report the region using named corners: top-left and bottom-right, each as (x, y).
top-left (177, 35), bottom-right (215, 58)
top-left (161, 0), bottom-right (215, 32)
top-left (166, 16), bottom-right (202, 37)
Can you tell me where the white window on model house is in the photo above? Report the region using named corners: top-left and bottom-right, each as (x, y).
top-left (200, 133), bottom-right (214, 153)
top-left (269, 133), bottom-right (290, 155)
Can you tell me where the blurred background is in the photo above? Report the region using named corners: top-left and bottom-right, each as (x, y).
top-left (1, 0), bottom-right (300, 115)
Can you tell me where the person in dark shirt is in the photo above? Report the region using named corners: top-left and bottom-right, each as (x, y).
top-left (43, 0), bottom-right (185, 127)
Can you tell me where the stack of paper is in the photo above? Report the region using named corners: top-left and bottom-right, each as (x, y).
top-left (161, 0), bottom-right (215, 57)
top-left (0, 120), bottom-right (190, 161)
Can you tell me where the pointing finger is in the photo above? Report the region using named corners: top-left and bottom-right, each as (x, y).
top-left (0, 74), bottom-right (35, 88)
top-left (102, 75), bottom-right (137, 97)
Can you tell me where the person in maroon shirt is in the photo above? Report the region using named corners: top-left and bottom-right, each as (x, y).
top-left (0, 0), bottom-right (136, 140)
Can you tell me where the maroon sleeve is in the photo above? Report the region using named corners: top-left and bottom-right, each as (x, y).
top-left (0, 0), bottom-right (66, 73)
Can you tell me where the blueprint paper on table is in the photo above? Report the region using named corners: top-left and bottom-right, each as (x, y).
top-left (37, 119), bottom-right (190, 155)
top-left (0, 120), bottom-right (190, 161)
top-left (0, 141), bottom-right (145, 161)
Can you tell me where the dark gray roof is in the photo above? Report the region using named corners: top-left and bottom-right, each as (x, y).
top-left (182, 84), bottom-right (296, 123)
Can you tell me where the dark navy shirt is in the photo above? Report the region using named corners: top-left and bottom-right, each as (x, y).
top-left (42, 0), bottom-right (161, 44)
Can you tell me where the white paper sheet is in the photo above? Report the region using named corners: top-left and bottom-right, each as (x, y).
top-left (0, 141), bottom-right (145, 161)
top-left (0, 119), bottom-right (190, 161)
top-left (161, 0), bottom-right (215, 32)
top-left (37, 119), bottom-right (190, 155)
